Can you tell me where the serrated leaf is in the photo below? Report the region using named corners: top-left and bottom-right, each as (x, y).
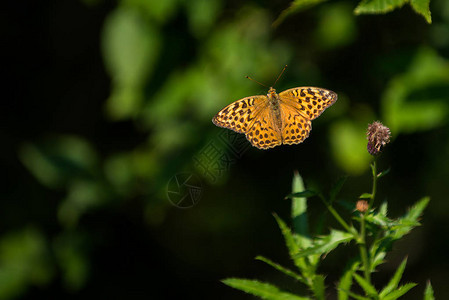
top-left (353, 273), bottom-right (378, 297)
top-left (273, 0), bottom-right (329, 27)
top-left (392, 197), bottom-right (430, 239)
top-left (338, 261), bottom-right (359, 300)
top-left (294, 230), bottom-right (354, 259)
top-left (222, 278), bottom-right (310, 300)
top-left (286, 190), bottom-right (318, 199)
top-left (255, 256), bottom-right (307, 284)
top-left (379, 258), bottom-right (408, 298)
top-left (382, 283), bottom-right (417, 300)
top-left (403, 197), bottom-right (430, 223)
top-left (330, 176), bottom-right (348, 202)
top-left (359, 193), bottom-right (372, 199)
top-left (371, 251), bottom-right (387, 270)
top-left (378, 202), bottom-right (388, 217)
top-left (291, 172), bottom-right (309, 238)
top-left (424, 281), bottom-right (434, 300)
top-left (273, 214), bottom-right (309, 272)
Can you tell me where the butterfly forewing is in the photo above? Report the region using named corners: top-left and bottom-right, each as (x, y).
top-left (279, 87), bottom-right (337, 120)
top-left (212, 96), bottom-right (267, 134)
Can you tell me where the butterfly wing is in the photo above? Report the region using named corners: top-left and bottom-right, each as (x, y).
top-left (279, 87), bottom-right (337, 120)
top-left (279, 103), bottom-right (312, 146)
top-left (212, 95), bottom-right (282, 149)
top-left (212, 95), bottom-right (267, 134)
top-left (245, 106), bottom-right (282, 149)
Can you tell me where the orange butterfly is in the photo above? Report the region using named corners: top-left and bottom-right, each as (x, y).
top-left (212, 68), bottom-right (337, 149)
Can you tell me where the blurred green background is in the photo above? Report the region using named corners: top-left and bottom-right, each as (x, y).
top-left (3, 0), bottom-right (449, 299)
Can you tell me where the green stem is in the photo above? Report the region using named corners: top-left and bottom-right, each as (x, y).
top-left (358, 159), bottom-right (379, 289)
top-left (319, 195), bottom-right (354, 234)
top-left (369, 160), bottom-right (377, 209)
top-left (359, 214), bottom-right (371, 285)
top-left (326, 204), bottom-right (352, 232)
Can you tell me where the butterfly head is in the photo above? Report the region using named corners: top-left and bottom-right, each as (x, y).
top-left (267, 87), bottom-right (277, 97)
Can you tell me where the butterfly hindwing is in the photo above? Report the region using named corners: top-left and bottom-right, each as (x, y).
top-left (279, 103), bottom-right (312, 145)
top-left (245, 107), bottom-right (282, 149)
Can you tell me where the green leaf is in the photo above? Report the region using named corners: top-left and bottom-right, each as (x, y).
top-left (382, 283), bottom-right (417, 300)
top-left (291, 171), bottom-right (309, 238)
top-left (222, 278), bottom-right (310, 300)
top-left (410, 0), bottom-right (432, 23)
top-left (329, 176), bottom-right (348, 202)
top-left (354, 0), bottom-right (431, 23)
top-left (255, 256), bottom-right (307, 284)
top-left (0, 228), bottom-right (54, 299)
top-left (273, 0), bottom-right (329, 27)
top-left (359, 193), bottom-right (372, 199)
top-left (403, 197), bottom-right (430, 223)
top-left (382, 48), bottom-right (449, 135)
top-left (353, 273), bottom-right (378, 297)
top-left (102, 7), bottom-right (161, 120)
top-left (294, 230), bottom-right (354, 259)
top-left (379, 258), bottom-right (408, 298)
top-left (345, 291), bottom-right (371, 300)
top-left (273, 214), bottom-right (308, 272)
top-left (19, 136), bottom-right (98, 189)
top-left (311, 275), bottom-right (326, 300)
top-left (424, 281), bottom-right (435, 300)
top-left (286, 190), bottom-right (318, 199)
top-left (378, 202), bottom-right (388, 217)
top-left (338, 261), bottom-right (359, 300)
top-left (354, 0), bottom-right (406, 15)
top-left (392, 197), bottom-right (430, 239)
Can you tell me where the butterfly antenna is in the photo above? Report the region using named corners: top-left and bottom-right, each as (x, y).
top-left (246, 76), bottom-right (269, 88)
top-left (273, 65), bottom-right (288, 87)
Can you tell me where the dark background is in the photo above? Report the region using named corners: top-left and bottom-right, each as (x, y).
top-left (2, 0), bottom-right (449, 299)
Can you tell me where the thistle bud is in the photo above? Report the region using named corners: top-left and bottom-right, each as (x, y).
top-left (356, 200), bottom-right (369, 213)
top-left (366, 121), bottom-right (391, 155)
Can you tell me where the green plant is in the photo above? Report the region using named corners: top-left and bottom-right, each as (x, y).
top-left (274, 0), bottom-right (432, 27)
top-left (223, 121), bottom-right (434, 299)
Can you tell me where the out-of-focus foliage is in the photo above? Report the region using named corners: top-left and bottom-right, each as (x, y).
top-left (382, 48), bottom-right (449, 135)
top-left (3, 0), bottom-right (449, 298)
top-left (0, 228), bottom-right (53, 299)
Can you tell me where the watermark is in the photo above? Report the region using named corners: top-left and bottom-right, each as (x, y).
top-left (167, 129), bottom-right (251, 208)
top-left (167, 173), bottom-right (203, 209)
top-left (193, 130), bottom-right (251, 183)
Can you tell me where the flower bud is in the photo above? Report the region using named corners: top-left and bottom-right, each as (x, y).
top-left (356, 200), bottom-right (369, 213)
top-left (366, 121), bottom-right (391, 155)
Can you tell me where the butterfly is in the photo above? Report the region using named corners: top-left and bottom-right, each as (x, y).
top-left (212, 80), bottom-right (337, 150)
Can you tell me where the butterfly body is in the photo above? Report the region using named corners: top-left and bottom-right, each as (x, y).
top-left (212, 86), bottom-right (337, 150)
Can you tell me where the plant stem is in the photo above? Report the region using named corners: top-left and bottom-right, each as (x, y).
top-left (359, 214), bottom-right (371, 284)
top-left (358, 160), bottom-right (379, 288)
top-left (327, 204), bottom-right (352, 232)
top-left (319, 195), bottom-right (353, 233)
top-left (369, 160), bottom-right (377, 209)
